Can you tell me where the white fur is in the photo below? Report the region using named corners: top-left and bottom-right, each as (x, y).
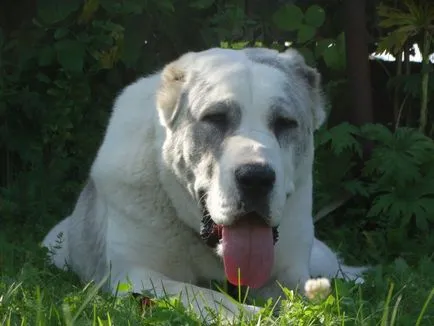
top-left (42, 47), bottom-right (367, 322)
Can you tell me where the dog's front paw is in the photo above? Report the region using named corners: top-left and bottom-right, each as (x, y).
top-left (211, 302), bottom-right (261, 325)
top-left (242, 303), bottom-right (262, 316)
top-left (304, 277), bottom-right (331, 301)
top-left (227, 302), bottom-right (261, 321)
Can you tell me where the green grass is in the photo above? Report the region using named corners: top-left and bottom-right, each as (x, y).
top-left (1, 224), bottom-right (434, 326)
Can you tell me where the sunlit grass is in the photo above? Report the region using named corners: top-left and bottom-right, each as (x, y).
top-left (1, 237), bottom-right (434, 326)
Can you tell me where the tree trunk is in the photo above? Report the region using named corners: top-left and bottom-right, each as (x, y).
top-left (344, 0), bottom-right (374, 126)
top-left (419, 30), bottom-right (431, 135)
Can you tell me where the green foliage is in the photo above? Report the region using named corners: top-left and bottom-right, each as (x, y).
top-left (388, 72), bottom-right (434, 99)
top-left (314, 123), bottom-right (434, 260)
top-left (0, 0), bottom-right (254, 239)
top-left (2, 1), bottom-right (434, 324)
top-left (1, 240), bottom-right (434, 325)
top-left (305, 5), bottom-right (326, 29)
top-left (361, 126), bottom-right (434, 230)
top-left (272, 4), bottom-right (304, 32)
top-left (271, 3), bottom-right (346, 71)
top-left (0, 0), bottom-right (348, 242)
top-left (376, 0), bottom-right (434, 55)
top-left (375, 0), bottom-right (434, 134)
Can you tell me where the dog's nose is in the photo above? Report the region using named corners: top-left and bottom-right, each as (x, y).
top-left (235, 163), bottom-right (276, 195)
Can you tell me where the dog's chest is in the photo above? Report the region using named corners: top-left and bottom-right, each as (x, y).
top-left (159, 226), bottom-right (225, 282)
top-left (107, 213), bottom-right (224, 284)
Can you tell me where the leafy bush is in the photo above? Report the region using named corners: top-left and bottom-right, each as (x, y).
top-left (1, 0), bottom-right (433, 271)
top-left (314, 123), bottom-right (434, 262)
top-left (0, 0), bottom-right (350, 242)
top-left (0, 0), bottom-right (254, 239)
top-left (1, 1), bottom-right (434, 324)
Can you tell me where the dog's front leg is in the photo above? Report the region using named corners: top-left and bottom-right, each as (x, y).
top-left (111, 267), bottom-right (260, 323)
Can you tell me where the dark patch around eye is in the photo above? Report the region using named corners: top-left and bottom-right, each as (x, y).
top-left (177, 156), bottom-right (186, 170)
top-left (187, 101), bottom-right (241, 162)
top-left (268, 100), bottom-right (301, 149)
top-left (199, 101), bottom-right (241, 133)
top-left (269, 101), bottom-right (299, 136)
top-left (201, 112), bottom-right (229, 130)
top-left (185, 170), bottom-right (195, 183)
top-left (273, 116), bottom-right (298, 135)
top-left (206, 164), bottom-right (213, 178)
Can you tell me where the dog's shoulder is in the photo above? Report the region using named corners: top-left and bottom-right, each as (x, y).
top-left (90, 72), bottom-right (164, 190)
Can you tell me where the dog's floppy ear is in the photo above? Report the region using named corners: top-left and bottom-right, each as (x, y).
top-left (279, 49), bottom-right (326, 130)
top-left (156, 53), bottom-right (194, 128)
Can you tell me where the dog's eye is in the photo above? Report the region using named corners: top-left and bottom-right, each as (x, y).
top-left (273, 117), bottom-right (298, 134)
top-left (201, 113), bottom-right (228, 128)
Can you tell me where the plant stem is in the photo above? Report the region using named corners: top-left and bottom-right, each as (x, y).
top-left (419, 30), bottom-right (432, 134)
top-left (394, 49), bottom-right (402, 129)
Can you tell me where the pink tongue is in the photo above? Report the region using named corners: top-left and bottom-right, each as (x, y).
top-left (222, 221), bottom-right (274, 288)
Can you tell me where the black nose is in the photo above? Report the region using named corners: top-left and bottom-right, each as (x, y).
top-left (235, 163), bottom-right (276, 196)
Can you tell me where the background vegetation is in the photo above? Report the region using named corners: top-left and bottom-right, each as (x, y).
top-left (1, 0), bottom-right (434, 325)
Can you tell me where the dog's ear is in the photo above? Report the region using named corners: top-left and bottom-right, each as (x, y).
top-left (156, 62), bottom-right (186, 128)
top-left (156, 53), bottom-right (194, 128)
top-left (279, 49), bottom-right (326, 130)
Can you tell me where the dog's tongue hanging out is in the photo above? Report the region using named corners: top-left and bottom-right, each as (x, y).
top-left (221, 214), bottom-right (274, 288)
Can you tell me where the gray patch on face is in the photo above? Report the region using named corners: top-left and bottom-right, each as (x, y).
top-left (185, 170), bottom-right (195, 183)
top-left (206, 164), bottom-right (213, 179)
top-left (269, 97), bottom-right (309, 142)
top-left (167, 90), bottom-right (190, 130)
top-left (186, 99), bottom-right (242, 165)
top-left (268, 97), bottom-right (311, 168)
top-left (177, 155), bottom-right (186, 171)
top-left (244, 49), bottom-right (315, 167)
top-left (163, 75), bottom-right (243, 200)
top-left (168, 136), bottom-right (197, 186)
top-left (247, 48), bottom-right (325, 130)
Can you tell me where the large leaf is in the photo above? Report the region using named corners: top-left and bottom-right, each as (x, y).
top-left (322, 43), bottom-right (340, 70)
top-left (297, 24), bottom-right (316, 43)
top-left (360, 123), bottom-right (394, 143)
top-left (305, 5), bottom-right (326, 28)
top-left (325, 122), bottom-right (361, 155)
top-left (54, 40), bottom-right (86, 73)
top-left (377, 4), bottom-right (416, 28)
top-left (54, 27), bottom-right (69, 40)
top-left (155, 0), bottom-right (175, 12)
top-left (78, 0), bottom-right (100, 24)
top-left (315, 38), bottom-right (334, 58)
top-left (38, 46), bottom-right (55, 67)
top-left (37, 0), bottom-right (81, 24)
top-left (121, 18), bottom-right (146, 68)
top-left (322, 33), bottom-right (346, 71)
top-left (190, 0), bottom-right (215, 9)
top-left (377, 1), bottom-right (434, 30)
top-left (99, 0), bottom-right (147, 14)
top-left (297, 47), bottom-right (315, 66)
top-left (376, 29), bottom-right (410, 55)
top-left (272, 4), bottom-right (303, 32)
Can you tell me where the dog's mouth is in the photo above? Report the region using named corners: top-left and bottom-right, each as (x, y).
top-left (200, 213), bottom-right (279, 247)
top-left (199, 193), bottom-right (279, 289)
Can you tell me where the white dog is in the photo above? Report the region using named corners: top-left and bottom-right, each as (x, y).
top-left (43, 47), bottom-right (367, 321)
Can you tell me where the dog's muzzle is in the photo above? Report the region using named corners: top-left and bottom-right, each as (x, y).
top-left (200, 214), bottom-right (279, 248)
top-left (198, 192), bottom-right (279, 289)
top-left (198, 191), bottom-right (279, 248)
top-left (234, 163), bottom-right (275, 215)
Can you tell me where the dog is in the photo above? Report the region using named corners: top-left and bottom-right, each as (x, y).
top-left (42, 47), bottom-right (367, 322)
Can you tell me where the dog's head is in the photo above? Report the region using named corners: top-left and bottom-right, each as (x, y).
top-left (156, 47), bottom-right (325, 288)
